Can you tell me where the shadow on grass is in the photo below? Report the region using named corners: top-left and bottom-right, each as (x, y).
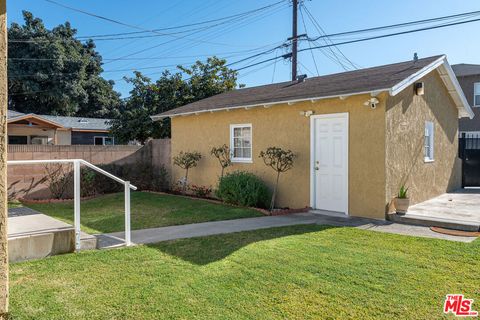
top-left (146, 224), bottom-right (338, 265)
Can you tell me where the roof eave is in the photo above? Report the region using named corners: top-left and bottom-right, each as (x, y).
top-left (389, 55), bottom-right (474, 119)
top-left (7, 114), bottom-right (67, 128)
top-left (151, 88), bottom-right (391, 120)
top-left (440, 59), bottom-right (475, 119)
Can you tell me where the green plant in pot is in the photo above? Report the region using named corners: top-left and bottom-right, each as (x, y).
top-left (394, 186), bottom-right (410, 215)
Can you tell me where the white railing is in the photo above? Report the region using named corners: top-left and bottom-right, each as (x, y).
top-left (7, 159), bottom-right (137, 250)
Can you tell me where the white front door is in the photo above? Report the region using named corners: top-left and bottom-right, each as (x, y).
top-left (310, 113), bottom-right (348, 214)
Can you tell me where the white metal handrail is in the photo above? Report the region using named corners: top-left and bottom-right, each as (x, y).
top-left (8, 159), bottom-right (137, 250)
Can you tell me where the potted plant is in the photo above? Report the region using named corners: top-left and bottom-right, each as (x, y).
top-left (394, 185), bottom-right (409, 215)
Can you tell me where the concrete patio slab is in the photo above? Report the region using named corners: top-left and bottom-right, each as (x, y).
top-left (389, 189), bottom-right (480, 231)
top-left (8, 207), bottom-right (73, 238)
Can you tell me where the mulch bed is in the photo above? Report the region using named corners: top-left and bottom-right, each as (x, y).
top-left (19, 190), bottom-right (312, 217)
top-left (430, 226), bottom-right (480, 237)
top-left (145, 191), bottom-right (311, 216)
top-left (19, 195), bottom-right (97, 204)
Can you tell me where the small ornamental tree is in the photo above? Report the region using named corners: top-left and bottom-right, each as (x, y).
top-left (210, 144), bottom-right (232, 178)
top-left (173, 151), bottom-right (202, 194)
top-left (43, 164), bottom-right (73, 199)
top-left (259, 147), bottom-right (296, 211)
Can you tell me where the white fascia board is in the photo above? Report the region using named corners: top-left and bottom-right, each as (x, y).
top-left (388, 55), bottom-right (474, 120)
top-left (441, 59), bottom-right (474, 119)
top-left (389, 55), bottom-right (446, 96)
top-left (151, 88), bottom-right (390, 120)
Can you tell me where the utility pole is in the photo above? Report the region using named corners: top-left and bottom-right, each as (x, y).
top-left (291, 0), bottom-right (298, 81)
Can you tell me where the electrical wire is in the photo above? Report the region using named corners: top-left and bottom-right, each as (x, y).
top-left (302, 5), bottom-right (357, 70)
top-left (43, 0), bottom-right (286, 48)
top-left (233, 15), bottom-right (480, 72)
top-left (299, 6), bottom-right (319, 75)
top-left (104, 2), bottom-right (289, 69)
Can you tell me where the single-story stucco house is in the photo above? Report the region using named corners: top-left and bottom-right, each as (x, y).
top-left (7, 110), bottom-right (114, 145)
top-left (153, 55), bottom-right (474, 220)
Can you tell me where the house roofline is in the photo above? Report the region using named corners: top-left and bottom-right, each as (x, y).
top-left (389, 55), bottom-right (473, 119)
top-left (151, 88), bottom-right (391, 120)
top-left (152, 55), bottom-right (474, 120)
top-left (7, 114), bottom-right (66, 128)
top-left (71, 129), bottom-right (110, 133)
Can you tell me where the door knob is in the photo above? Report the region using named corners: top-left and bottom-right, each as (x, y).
top-left (315, 166), bottom-right (319, 170)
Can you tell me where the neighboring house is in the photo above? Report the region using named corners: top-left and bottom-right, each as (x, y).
top-left (153, 55), bottom-right (473, 220)
top-left (452, 63), bottom-right (480, 136)
top-left (7, 110), bottom-right (114, 145)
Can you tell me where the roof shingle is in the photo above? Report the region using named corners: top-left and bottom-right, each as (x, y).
top-left (7, 110), bottom-right (112, 130)
top-left (154, 55), bottom-right (443, 118)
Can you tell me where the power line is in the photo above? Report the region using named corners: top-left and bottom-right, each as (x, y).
top-left (13, 13), bottom-right (479, 81)
top-left (233, 15), bottom-right (480, 72)
top-left (11, 1), bottom-right (287, 44)
top-left (103, 2), bottom-right (290, 68)
top-left (309, 9), bottom-right (480, 42)
top-left (44, 0), bottom-right (286, 48)
top-left (299, 6), bottom-right (319, 75)
top-left (302, 5), bottom-right (358, 70)
top-left (74, 1), bottom-right (287, 39)
top-left (7, 41), bottom-right (287, 62)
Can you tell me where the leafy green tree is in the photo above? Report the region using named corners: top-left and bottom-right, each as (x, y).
top-left (7, 11), bottom-right (121, 117)
top-left (110, 57), bottom-right (239, 144)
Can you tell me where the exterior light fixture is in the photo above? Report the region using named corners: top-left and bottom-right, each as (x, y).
top-left (299, 110), bottom-right (314, 117)
top-left (415, 82), bottom-right (425, 95)
top-left (363, 97), bottom-right (379, 110)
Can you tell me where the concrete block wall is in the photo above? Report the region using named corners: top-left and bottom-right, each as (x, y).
top-left (7, 140), bottom-right (171, 199)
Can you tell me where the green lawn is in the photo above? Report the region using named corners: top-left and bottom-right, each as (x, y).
top-left (9, 225), bottom-right (479, 319)
top-left (25, 192), bottom-right (262, 234)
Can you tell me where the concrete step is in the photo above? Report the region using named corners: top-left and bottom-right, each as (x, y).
top-left (387, 213), bottom-right (480, 232)
top-left (8, 228), bottom-right (75, 263)
top-left (79, 232), bottom-right (98, 251)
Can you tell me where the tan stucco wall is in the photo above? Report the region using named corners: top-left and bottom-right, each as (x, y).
top-left (171, 93), bottom-right (387, 219)
top-left (7, 127), bottom-right (71, 145)
top-left (385, 71), bottom-right (462, 208)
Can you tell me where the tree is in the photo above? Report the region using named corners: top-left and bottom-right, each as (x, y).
top-left (173, 151), bottom-right (202, 194)
top-left (7, 11), bottom-right (121, 117)
top-left (211, 144), bottom-right (232, 179)
top-left (259, 147), bottom-right (296, 211)
top-left (110, 57), bottom-right (239, 144)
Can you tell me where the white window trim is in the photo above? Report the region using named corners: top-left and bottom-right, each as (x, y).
top-left (424, 121), bottom-right (434, 162)
top-left (474, 82), bottom-right (480, 107)
top-left (230, 123), bottom-right (252, 163)
top-left (94, 136), bottom-right (115, 146)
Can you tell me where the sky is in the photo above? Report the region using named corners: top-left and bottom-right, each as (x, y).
top-left (6, 0), bottom-right (480, 97)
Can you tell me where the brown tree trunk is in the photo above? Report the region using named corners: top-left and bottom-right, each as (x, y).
top-left (0, 0), bottom-right (9, 316)
top-left (183, 168), bottom-right (189, 195)
top-left (270, 171), bottom-right (281, 212)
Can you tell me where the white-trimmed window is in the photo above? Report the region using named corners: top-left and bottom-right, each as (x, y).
top-left (474, 82), bottom-right (480, 106)
top-left (230, 124), bottom-right (252, 162)
top-left (94, 136), bottom-right (114, 146)
top-left (424, 121), bottom-right (434, 162)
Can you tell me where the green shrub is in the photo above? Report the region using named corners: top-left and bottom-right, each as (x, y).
top-left (80, 163), bottom-right (169, 196)
top-left (216, 171), bottom-right (271, 208)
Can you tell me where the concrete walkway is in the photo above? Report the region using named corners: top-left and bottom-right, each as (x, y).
top-left (98, 212), bottom-right (478, 248)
